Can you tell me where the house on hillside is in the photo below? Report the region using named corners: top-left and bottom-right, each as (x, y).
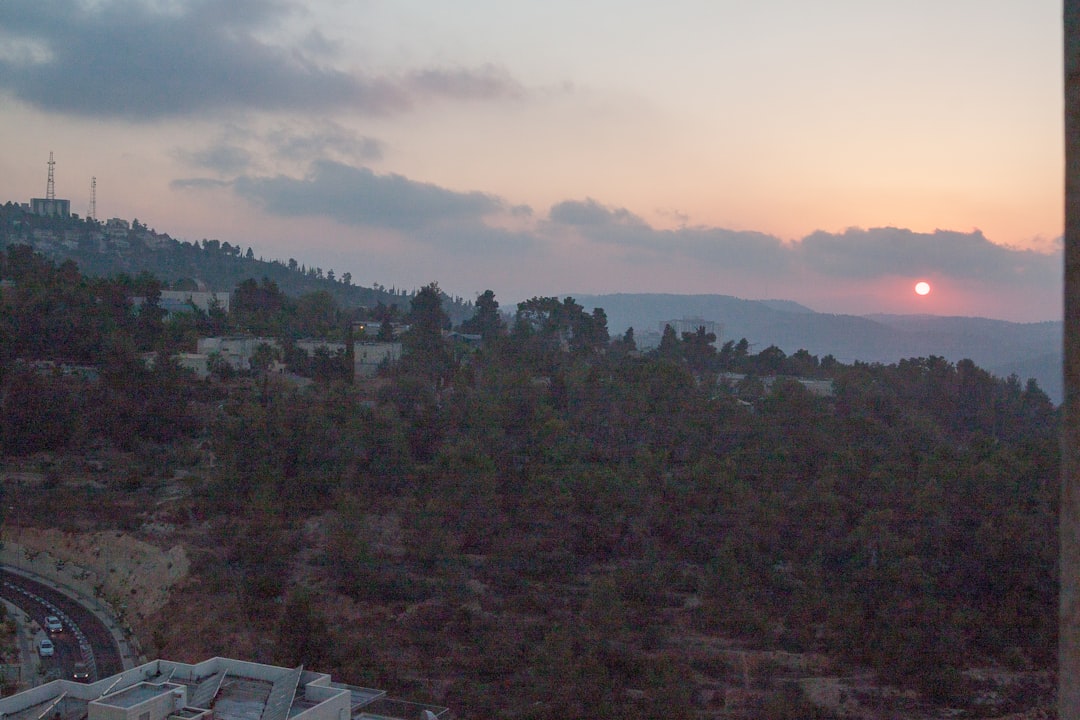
top-left (159, 290), bottom-right (231, 314)
top-left (718, 372), bottom-right (834, 398)
top-left (352, 321), bottom-right (408, 339)
top-left (196, 336), bottom-right (281, 372)
top-left (295, 340), bottom-right (347, 356)
top-left (354, 341), bottom-right (401, 378)
top-left (173, 352), bottom-right (210, 378)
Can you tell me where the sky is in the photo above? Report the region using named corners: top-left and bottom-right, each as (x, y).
top-left (0, 0), bottom-right (1064, 321)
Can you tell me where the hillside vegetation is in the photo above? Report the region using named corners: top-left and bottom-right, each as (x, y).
top-left (0, 202), bottom-right (476, 323)
top-left (0, 245), bottom-right (1059, 719)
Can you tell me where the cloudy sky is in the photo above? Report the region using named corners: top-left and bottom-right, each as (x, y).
top-left (0, 0), bottom-right (1063, 321)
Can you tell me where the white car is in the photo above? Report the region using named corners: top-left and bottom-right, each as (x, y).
top-left (44, 615), bottom-right (62, 633)
top-left (38, 638), bottom-right (54, 657)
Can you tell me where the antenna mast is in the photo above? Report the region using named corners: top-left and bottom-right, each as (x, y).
top-left (89, 176), bottom-right (96, 220)
top-left (46, 152), bottom-right (56, 200)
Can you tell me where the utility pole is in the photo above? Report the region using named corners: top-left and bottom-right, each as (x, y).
top-left (1062, 1), bottom-right (1080, 716)
top-left (89, 177), bottom-right (96, 221)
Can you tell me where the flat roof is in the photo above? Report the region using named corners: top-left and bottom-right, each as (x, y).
top-left (97, 683), bottom-right (178, 709)
top-left (1, 696), bottom-right (73, 720)
top-left (211, 677), bottom-right (272, 720)
top-left (328, 684), bottom-right (384, 710)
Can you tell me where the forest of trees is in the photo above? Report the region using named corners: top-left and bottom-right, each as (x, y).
top-left (0, 244), bottom-right (1060, 718)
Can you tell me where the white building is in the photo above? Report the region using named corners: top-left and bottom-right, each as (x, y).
top-left (160, 291), bottom-right (231, 315)
top-left (173, 353), bottom-right (210, 378)
top-left (0, 657), bottom-right (447, 720)
top-left (30, 198), bottom-right (71, 218)
top-left (354, 341), bottom-right (402, 378)
top-left (296, 340), bottom-right (348, 357)
top-left (196, 337), bottom-right (280, 372)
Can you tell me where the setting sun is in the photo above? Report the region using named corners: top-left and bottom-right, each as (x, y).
top-left (915, 281), bottom-right (931, 296)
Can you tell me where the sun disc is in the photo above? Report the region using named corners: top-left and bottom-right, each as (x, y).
top-left (915, 281), bottom-right (931, 296)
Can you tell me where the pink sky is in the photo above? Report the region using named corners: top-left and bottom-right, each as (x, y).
top-left (0, 0), bottom-right (1064, 321)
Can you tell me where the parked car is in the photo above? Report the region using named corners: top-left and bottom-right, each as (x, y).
top-left (38, 638), bottom-right (54, 657)
top-left (44, 615), bottom-right (62, 633)
top-left (72, 661), bottom-right (90, 681)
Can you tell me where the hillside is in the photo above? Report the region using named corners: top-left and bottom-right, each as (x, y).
top-left (3, 203), bottom-right (1059, 400)
top-left (0, 247), bottom-right (1059, 718)
top-left (573, 293), bottom-right (1063, 402)
top-left (0, 202), bottom-right (476, 323)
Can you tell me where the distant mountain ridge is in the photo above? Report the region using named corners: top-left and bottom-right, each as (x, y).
top-left (572, 293), bottom-right (1063, 402)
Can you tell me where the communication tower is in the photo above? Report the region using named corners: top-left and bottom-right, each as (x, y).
top-left (89, 176), bottom-right (97, 220)
top-left (31, 152), bottom-right (71, 217)
top-left (46, 151), bottom-right (56, 200)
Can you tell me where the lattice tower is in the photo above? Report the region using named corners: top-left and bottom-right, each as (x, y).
top-left (46, 152), bottom-right (56, 200)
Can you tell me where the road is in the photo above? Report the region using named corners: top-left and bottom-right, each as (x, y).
top-left (0, 567), bottom-right (124, 682)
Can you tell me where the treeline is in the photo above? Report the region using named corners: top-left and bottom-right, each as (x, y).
top-left (0, 250), bottom-right (1059, 717)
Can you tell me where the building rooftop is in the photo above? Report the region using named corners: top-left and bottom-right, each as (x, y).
top-left (95, 682), bottom-right (180, 709)
top-left (0, 658), bottom-right (448, 720)
top-left (211, 677), bottom-right (271, 720)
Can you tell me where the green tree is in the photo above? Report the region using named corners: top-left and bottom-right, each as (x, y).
top-left (460, 289), bottom-right (505, 340)
top-left (377, 318), bottom-right (395, 341)
top-left (656, 324), bottom-right (680, 361)
top-left (251, 342), bottom-right (282, 375)
top-left (732, 337), bottom-right (750, 371)
top-left (232, 277), bottom-right (286, 334)
top-left (751, 344), bottom-right (787, 375)
top-left (681, 326), bottom-right (717, 372)
top-left (292, 290), bottom-right (342, 339)
top-left (400, 282), bottom-right (452, 384)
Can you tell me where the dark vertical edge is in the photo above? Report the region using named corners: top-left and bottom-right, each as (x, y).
top-left (1064, 1), bottom-right (1080, 716)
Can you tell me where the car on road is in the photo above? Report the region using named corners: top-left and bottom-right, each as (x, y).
top-left (38, 638), bottom-right (54, 657)
top-left (44, 615), bottom-right (62, 633)
top-left (72, 661), bottom-right (90, 681)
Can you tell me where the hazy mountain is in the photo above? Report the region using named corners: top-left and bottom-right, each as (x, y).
top-left (573, 293), bottom-right (1063, 402)
top-left (758, 299), bottom-right (817, 314)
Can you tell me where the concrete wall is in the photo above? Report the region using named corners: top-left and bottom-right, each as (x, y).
top-left (89, 683), bottom-right (184, 720)
top-left (290, 687), bottom-right (350, 720)
top-left (174, 353), bottom-right (209, 378)
top-left (354, 341), bottom-right (401, 377)
top-left (196, 337), bottom-right (279, 371)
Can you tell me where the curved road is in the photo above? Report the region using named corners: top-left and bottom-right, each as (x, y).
top-left (0, 567), bottom-right (124, 682)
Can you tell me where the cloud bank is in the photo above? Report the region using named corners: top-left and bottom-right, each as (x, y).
top-left (796, 227), bottom-right (1060, 284)
top-left (203, 164), bottom-right (1060, 310)
top-left (545, 199), bottom-right (1059, 289)
top-left (0, 0), bottom-right (521, 120)
top-left (232, 161), bottom-right (505, 232)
